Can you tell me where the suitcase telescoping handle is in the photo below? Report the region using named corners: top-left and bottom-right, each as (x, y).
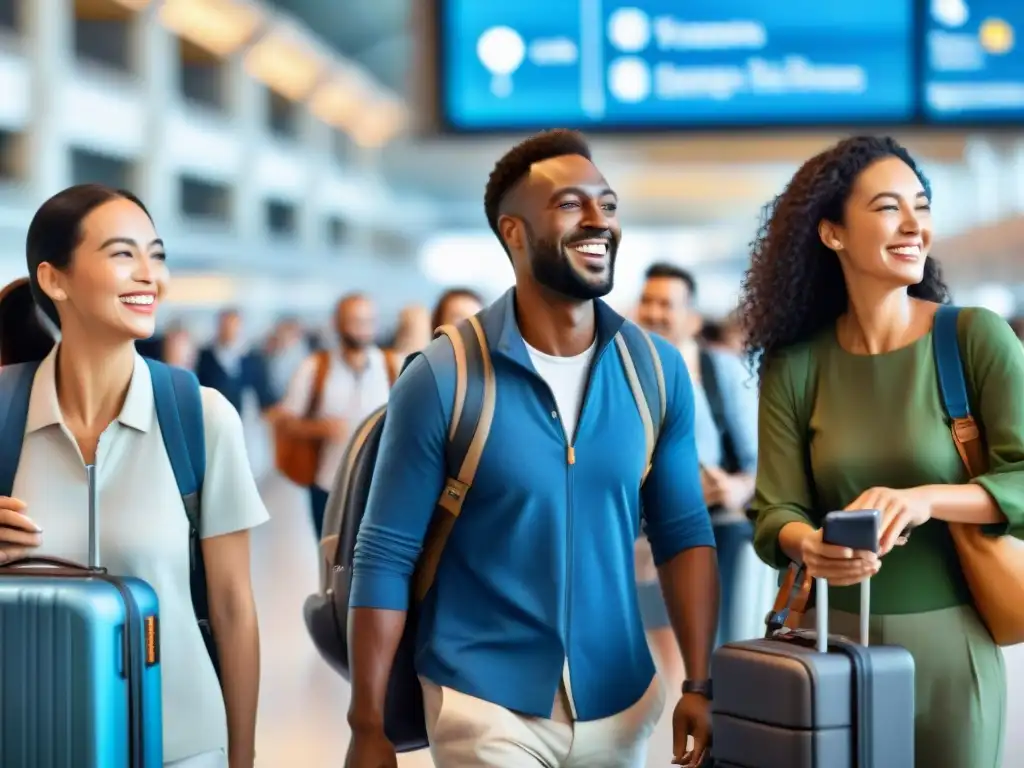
top-left (0, 464), bottom-right (104, 574)
top-left (814, 576), bottom-right (871, 652)
top-left (86, 463), bottom-right (99, 569)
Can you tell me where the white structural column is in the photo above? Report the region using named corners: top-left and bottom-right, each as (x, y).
top-left (135, 5), bottom-right (177, 224)
top-left (24, 0), bottom-right (73, 202)
top-left (230, 54), bottom-right (264, 243)
top-left (298, 109), bottom-right (330, 250)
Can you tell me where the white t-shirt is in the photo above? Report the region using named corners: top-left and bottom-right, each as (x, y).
top-left (15, 346), bottom-right (269, 763)
top-left (524, 338), bottom-right (597, 720)
top-left (524, 340), bottom-right (596, 442)
top-left (280, 347), bottom-right (392, 491)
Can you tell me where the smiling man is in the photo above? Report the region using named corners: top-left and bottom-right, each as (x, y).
top-left (345, 130), bottom-right (718, 768)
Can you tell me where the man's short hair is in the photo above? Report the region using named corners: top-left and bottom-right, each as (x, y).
top-left (644, 262), bottom-right (697, 299)
top-left (337, 292), bottom-right (368, 307)
top-left (484, 129), bottom-right (592, 252)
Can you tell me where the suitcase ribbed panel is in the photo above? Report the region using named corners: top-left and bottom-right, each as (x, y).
top-left (0, 579), bottom-right (126, 768)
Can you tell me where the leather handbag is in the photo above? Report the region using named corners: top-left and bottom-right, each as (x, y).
top-left (274, 349), bottom-right (330, 487)
top-left (933, 305), bottom-right (1024, 647)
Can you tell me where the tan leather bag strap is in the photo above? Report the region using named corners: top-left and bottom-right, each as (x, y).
top-left (305, 350), bottom-right (330, 418)
top-left (384, 349), bottom-right (401, 387)
top-left (951, 416), bottom-right (987, 478)
top-left (413, 315), bottom-right (496, 602)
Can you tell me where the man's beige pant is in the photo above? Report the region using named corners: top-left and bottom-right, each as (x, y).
top-left (421, 676), bottom-right (666, 767)
top-left (164, 749), bottom-right (227, 768)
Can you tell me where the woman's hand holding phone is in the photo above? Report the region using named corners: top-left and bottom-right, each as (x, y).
top-left (844, 486), bottom-right (932, 555)
top-left (794, 527), bottom-right (880, 586)
top-left (0, 496), bottom-right (42, 564)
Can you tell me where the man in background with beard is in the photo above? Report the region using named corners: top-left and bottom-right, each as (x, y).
top-left (345, 130), bottom-right (718, 768)
top-left (277, 293), bottom-right (390, 537)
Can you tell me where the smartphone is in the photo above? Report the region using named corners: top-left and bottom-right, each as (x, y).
top-left (822, 509), bottom-right (880, 553)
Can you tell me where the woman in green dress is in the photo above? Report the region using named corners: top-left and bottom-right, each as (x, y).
top-left (739, 135), bottom-right (1024, 767)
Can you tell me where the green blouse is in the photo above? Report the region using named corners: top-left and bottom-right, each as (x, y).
top-left (752, 306), bottom-right (1024, 615)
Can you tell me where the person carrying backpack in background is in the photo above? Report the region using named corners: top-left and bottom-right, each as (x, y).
top-left (0, 184), bottom-right (267, 768)
top-left (637, 263), bottom-right (763, 651)
top-left (274, 292), bottom-right (394, 539)
top-left (344, 130), bottom-right (719, 768)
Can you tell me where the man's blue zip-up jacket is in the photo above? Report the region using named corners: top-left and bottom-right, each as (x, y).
top-left (350, 289), bottom-right (714, 721)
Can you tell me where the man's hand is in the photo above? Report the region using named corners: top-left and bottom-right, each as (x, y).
top-left (672, 692), bottom-right (712, 766)
top-left (321, 417), bottom-right (348, 441)
top-left (700, 466), bottom-right (747, 511)
top-left (844, 487), bottom-right (932, 555)
top-left (344, 728), bottom-right (398, 768)
top-left (700, 466), bottom-right (728, 507)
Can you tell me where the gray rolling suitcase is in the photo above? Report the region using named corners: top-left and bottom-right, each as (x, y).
top-left (710, 570), bottom-right (915, 768)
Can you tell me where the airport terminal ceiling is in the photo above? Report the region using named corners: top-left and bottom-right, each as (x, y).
top-left (267, 0), bottom-right (413, 94)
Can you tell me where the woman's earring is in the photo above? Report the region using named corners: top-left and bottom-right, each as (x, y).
top-left (53, 291), bottom-right (65, 301)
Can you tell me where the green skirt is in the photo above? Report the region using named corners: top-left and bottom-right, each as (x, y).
top-left (804, 604), bottom-right (1005, 768)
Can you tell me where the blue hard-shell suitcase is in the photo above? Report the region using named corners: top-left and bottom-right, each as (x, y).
top-left (0, 465), bottom-right (163, 767)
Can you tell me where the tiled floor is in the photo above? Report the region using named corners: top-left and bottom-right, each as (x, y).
top-left (249, 470), bottom-right (1024, 767)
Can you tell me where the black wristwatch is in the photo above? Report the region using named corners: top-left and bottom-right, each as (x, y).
top-left (682, 678), bottom-right (713, 700)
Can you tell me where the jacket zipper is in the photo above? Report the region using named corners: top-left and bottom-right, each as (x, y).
top-left (538, 344), bottom-right (608, 721)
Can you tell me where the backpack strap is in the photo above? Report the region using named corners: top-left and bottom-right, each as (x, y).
top-left (933, 305), bottom-right (986, 476)
top-left (0, 362), bottom-right (41, 497)
top-left (307, 349), bottom-right (331, 417)
top-left (614, 321), bottom-right (667, 484)
top-left (412, 314), bottom-right (496, 602)
top-left (699, 348), bottom-right (741, 474)
top-left (145, 358), bottom-right (219, 680)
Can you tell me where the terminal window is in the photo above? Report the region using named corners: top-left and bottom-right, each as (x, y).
top-left (178, 39), bottom-right (228, 112)
top-left (326, 215), bottom-right (347, 247)
top-left (70, 147), bottom-right (134, 190)
top-left (179, 176), bottom-right (232, 223)
top-left (266, 199), bottom-right (297, 236)
top-left (267, 90), bottom-right (299, 138)
top-left (73, 0), bottom-right (134, 73)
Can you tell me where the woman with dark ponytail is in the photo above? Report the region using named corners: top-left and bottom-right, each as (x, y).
top-left (0, 184), bottom-right (267, 767)
top-left (0, 277), bottom-right (56, 365)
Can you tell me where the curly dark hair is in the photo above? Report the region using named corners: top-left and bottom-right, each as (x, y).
top-left (484, 129), bottom-right (592, 254)
top-left (738, 135), bottom-right (950, 376)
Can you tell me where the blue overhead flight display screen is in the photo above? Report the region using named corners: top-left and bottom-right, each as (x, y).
top-left (438, 0), bottom-right (917, 130)
top-left (923, 0), bottom-right (1024, 122)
